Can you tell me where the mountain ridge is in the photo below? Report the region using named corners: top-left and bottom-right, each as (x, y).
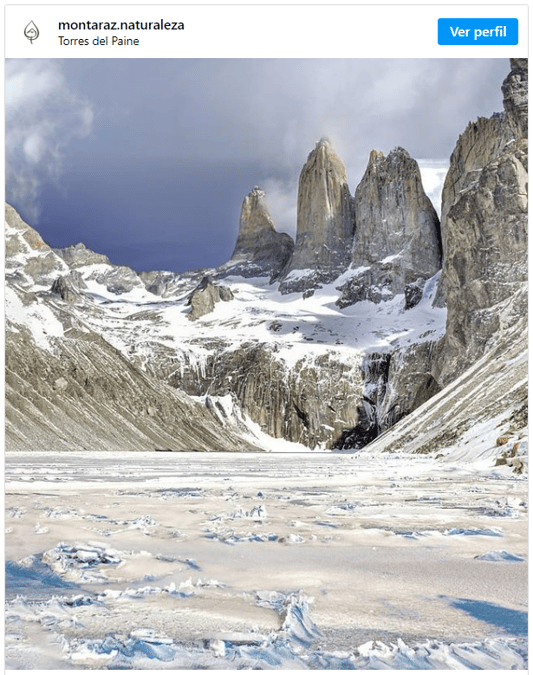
top-left (5, 59), bottom-right (528, 461)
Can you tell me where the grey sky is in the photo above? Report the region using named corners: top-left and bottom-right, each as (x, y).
top-left (6, 58), bottom-right (510, 273)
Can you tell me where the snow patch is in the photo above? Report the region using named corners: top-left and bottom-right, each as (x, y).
top-left (474, 550), bottom-right (525, 563)
top-left (5, 286), bottom-right (65, 351)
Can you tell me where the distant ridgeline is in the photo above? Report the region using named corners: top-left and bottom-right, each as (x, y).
top-left (5, 59), bottom-right (528, 454)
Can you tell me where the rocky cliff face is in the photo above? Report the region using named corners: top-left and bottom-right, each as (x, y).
top-left (153, 343), bottom-right (363, 449)
top-left (5, 304), bottom-right (263, 452)
top-left (337, 147), bottom-right (441, 308)
top-left (438, 114), bottom-right (512, 238)
top-left (435, 59), bottom-right (528, 386)
top-left (365, 311), bottom-right (527, 462)
top-left (223, 187), bottom-right (294, 280)
top-left (279, 138), bottom-right (354, 293)
top-left (502, 58), bottom-right (528, 140)
top-left (333, 275), bottom-right (445, 449)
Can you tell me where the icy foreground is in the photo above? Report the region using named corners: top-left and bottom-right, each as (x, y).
top-left (5, 452), bottom-right (527, 670)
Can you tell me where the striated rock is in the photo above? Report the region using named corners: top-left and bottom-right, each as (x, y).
top-left (502, 58), bottom-right (528, 140)
top-left (5, 206), bottom-right (265, 452)
top-left (338, 148), bottom-right (441, 308)
top-left (158, 343), bottom-right (363, 449)
top-left (5, 278), bottom-right (262, 453)
top-left (279, 138), bottom-right (354, 294)
top-left (438, 114), bottom-right (512, 245)
top-left (5, 203), bottom-right (70, 289)
top-left (435, 59), bottom-right (528, 386)
top-left (50, 271), bottom-right (87, 304)
top-left (332, 338), bottom-right (442, 450)
top-left (224, 187), bottom-right (294, 280)
top-left (5, 309), bottom-right (262, 452)
top-left (364, 313), bottom-right (527, 458)
top-left (187, 276), bottom-right (233, 321)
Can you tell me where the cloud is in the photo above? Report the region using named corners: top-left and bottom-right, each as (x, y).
top-left (261, 176), bottom-right (299, 238)
top-left (5, 60), bottom-right (94, 220)
top-left (418, 160), bottom-right (450, 216)
top-left (9, 58), bottom-right (509, 273)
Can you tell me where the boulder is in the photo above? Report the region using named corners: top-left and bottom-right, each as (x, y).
top-left (187, 276), bottom-right (233, 321)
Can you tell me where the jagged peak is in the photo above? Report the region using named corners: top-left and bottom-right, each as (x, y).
top-left (304, 136), bottom-right (338, 161)
top-left (239, 186), bottom-right (276, 233)
top-left (510, 57), bottom-right (527, 73)
top-left (363, 147), bottom-right (422, 180)
top-left (310, 136), bottom-right (338, 158)
top-left (367, 147), bottom-right (412, 165)
top-left (367, 149), bottom-right (385, 166)
top-left (225, 185), bottom-right (294, 278)
top-left (248, 185), bottom-right (266, 199)
top-left (316, 136), bottom-right (331, 148)
top-left (389, 146), bottom-right (411, 159)
top-left (502, 57), bottom-right (528, 141)
top-left (303, 137), bottom-right (348, 182)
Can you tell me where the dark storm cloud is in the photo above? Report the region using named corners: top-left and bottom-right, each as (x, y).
top-left (6, 58), bottom-right (510, 273)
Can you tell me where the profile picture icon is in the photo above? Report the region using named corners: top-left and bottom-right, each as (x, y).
top-left (24, 21), bottom-right (39, 44)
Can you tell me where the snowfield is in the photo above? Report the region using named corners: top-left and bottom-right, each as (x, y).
top-left (5, 450), bottom-right (527, 670)
top-left (76, 269), bottom-right (448, 362)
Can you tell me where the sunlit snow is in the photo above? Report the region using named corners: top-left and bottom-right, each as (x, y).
top-left (5, 449), bottom-right (527, 670)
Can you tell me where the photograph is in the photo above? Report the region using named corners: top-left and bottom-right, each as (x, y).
top-left (5, 57), bottom-right (528, 669)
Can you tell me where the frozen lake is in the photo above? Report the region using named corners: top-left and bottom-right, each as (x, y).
top-left (5, 451), bottom-right (528, 670)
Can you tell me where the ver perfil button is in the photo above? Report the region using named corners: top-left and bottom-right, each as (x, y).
top-left (438, 18), bottom-right (519, 45)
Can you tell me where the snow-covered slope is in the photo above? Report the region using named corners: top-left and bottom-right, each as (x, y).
top-left (363, 300), bottom-right (527, 471)
top-left (5, 200), bottom-right (449, 451)
top-left (4, 207), bottom-right (274, 452)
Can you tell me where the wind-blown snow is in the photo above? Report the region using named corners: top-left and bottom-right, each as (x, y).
top-left (5, 451), bottom-right (527, 670)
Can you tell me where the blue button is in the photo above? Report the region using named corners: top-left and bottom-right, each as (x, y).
top-left (438, 18), bottom-right (518, 45)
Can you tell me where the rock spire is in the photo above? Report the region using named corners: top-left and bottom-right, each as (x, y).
top-left (225, 186), bottom-right (294, 280)
top-left (337, 147), bottom-right (441, 308)
top-left (279, 138), bottom-right (354, 293)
